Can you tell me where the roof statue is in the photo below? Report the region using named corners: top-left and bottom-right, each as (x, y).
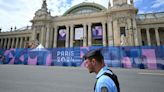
top-left (130, 0), bottom-right (134, 5)
top-left (108, 1), bottom-right (111, 8)
top-left (42, 0), bottom-right (47, 9)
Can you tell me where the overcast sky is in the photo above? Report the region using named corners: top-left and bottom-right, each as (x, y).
top-left (0, 0), bottom-right (164, 32)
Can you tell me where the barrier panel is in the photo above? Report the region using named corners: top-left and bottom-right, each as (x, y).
top-left (0, 46), bottom-right (164, 70)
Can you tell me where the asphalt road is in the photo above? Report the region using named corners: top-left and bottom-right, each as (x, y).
top-left (0, 65), bottom-right (164, 92)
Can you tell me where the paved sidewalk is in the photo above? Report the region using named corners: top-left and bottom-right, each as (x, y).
top-left (0, 65), bottom-right (164, 92)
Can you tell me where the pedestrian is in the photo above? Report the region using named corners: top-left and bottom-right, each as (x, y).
top-left (83, 49), bottom-right (120, 92)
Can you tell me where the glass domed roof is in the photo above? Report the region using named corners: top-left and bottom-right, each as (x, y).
top-left (63, 2), bottom-right (107, 16)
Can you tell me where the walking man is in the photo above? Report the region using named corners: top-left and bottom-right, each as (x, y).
top-left (83, 49), bottom-right (119, 92)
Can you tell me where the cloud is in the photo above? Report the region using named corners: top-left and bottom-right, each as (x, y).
top-left (49, 0), bottom-right (107, 16)
top-left (0, 0), bottom-right (162, 32)
top-left (151, 0), bottom-right (164, 8)
top-left (0, 0), bottom-right (42, 31)
top-left (134, 0), bottom-right (142, 3)
top-left (0, 0), bottom-right (22, 11)
top-left (0, 0), bottom-right (117, 31)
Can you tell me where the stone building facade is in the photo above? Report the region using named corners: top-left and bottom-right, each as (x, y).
top-left (0, 0), bottom-right (164, 49)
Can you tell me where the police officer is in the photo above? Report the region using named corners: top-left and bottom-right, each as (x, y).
top-left (83, 49), bottom-right (118, 92)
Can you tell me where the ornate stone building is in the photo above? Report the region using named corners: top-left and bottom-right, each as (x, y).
top-left (0, 0), bottom-right (164, 49)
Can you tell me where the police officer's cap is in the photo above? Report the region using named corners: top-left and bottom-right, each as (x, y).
top-left (83, 49), bottom-right (103, 60)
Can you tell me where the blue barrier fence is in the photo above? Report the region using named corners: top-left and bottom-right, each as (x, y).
top-left (0, 46), bottom-right (164, 70)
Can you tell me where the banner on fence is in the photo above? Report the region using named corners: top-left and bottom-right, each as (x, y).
top-left (0, 46), bottom-right (164, 70)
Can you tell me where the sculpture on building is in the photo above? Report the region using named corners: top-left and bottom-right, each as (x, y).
top-left (130, 0), bottom-right (134, 5)
top-left (120, 34), bottom-right (127, 46)
top-left (42, 0), bottom-right (47, 9)
top-left (10, 27), bottom-right (13, 31)
top-left (108, 1), bottom-right (111, 8)
top-left (113, 0), bottom-right (127, 6)
top-left (27, 40), bottom-right (39, 48)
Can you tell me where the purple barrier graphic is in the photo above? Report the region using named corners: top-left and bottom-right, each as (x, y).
top-left (0, 46), bottom-right (164, 70)
top-left (142, 49), bottom-right (157, 69)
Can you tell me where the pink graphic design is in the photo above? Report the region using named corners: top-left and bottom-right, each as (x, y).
top-left (142, 49), bottom-right (157, 69)
top-left (20, 55), bottom-right (24, 62)
top-left (9, 58), bottom-right (15, 64)
top-left (9, 52), bottom-right (14, 58)
top-left (46, 53), bottom-right (52, 66)
top-left (28, 56), bottom-right (37, 65)
top-left (122, 57), bottom-right (132, 68)
top-left (4, 50), bottom-right (10, 56)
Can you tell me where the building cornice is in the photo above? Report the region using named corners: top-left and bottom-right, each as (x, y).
top-left (53, 11), bottom-right (107, 22)
top-left (136, 18), bottom-right (164, 25)
top-left (108, 5), bottom-right (138, 14)
top-left (0, 30), bottom-right (32, 37)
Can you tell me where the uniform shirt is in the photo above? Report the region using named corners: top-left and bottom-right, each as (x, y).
top-left (95, 66), bottom-right (118, 92)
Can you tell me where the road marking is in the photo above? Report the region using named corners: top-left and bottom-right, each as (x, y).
top-left (138, 72), bottom-right (164, 76)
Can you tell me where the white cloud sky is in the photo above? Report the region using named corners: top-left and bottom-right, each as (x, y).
top-left (0, 0), bottom-right (163, 32)
top-left (0, 0), bottom-right (108, 32)
top-left (151, 0), bottom-right (164, 8)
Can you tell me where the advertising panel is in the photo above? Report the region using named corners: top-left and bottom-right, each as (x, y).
top-left (75, 28), bottom-right (84, 40)
top-left (58, 29), bottom-right (66, 40)
top-left (92, 26), bottom-right (102, 39)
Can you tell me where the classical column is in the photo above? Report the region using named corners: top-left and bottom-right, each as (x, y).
top-left (20, 37), bottom-right (23, 48)
top-left (65, 25), bottom-right (69, 48)
top-left (155, 28), bottom-right (160, 46)
top-left (107, 21), bottom-right (113, 46)
top-left (15, 37), bottom-right (19, 48)
top-left (88, 23), bottom-right (92, 46)
top-left (3, 38), bottom-right (7, 48)
top-left (127, 18), bottom-right (133, 46)
top-left (53, 26), bottom-right (58, 48)
top-left (102, 22), bottom-right (107, 46)
top-left (137, 28), bottom-right (142, 46)
top-left (23, 37), bottom-right (27, 48)
top-left (83, 24), bottom-right (87, 47)
top-left (45, 25), bottom-right (50, 48)
top-left (113, 20), bottom-right (119, 46)
top-left (31, 27), bottom-right (36, 40)
top-left (11, 38), bottom-right (15, 48)
top-left (0, 38), bottom-right (3, 48)
top-left (41, 27), bottom-right (46, 46)
top-left (49, 28), bottom-right (53, 48)
top-left (7, 38), bottom-right (11, 49)
top-left (70, 25), bottom-right (74, 47)
top-left (146, 28), bottom-right (151, 46)
top-left (0, 39), bottom-right (1, 48)
top-left (133, 18), bottom-right (139, 46)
